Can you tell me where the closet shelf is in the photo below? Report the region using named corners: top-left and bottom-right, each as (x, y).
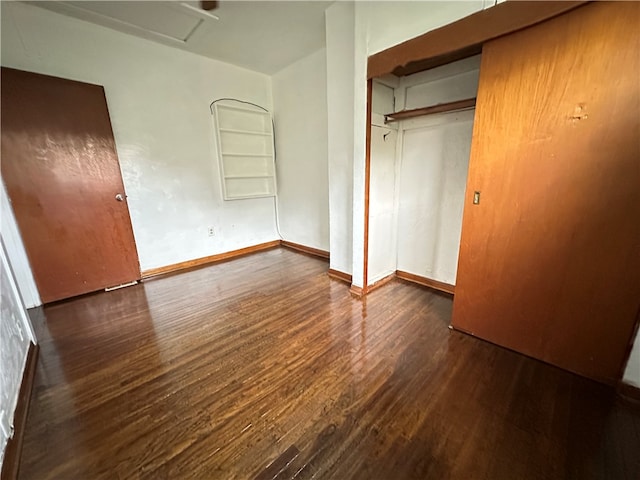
top-left (221, 152), bottom-right (273, 157)
top-left (219, 128), bottom-right (271, 136)
top-left (385, 97), bottom-right (476, 123)
top-left (224, 193), bottom-right (277, 200)
top-left (224, 174), bottom-right (274, 179)
top-left (216, 103), bottom-right (271, 115)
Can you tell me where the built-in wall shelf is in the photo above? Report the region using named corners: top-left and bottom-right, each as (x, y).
top-left (224, 174), bottom-right (274, 179)
top-left (221, 152), bottom-right (273, 157)
top-left (385, 97), bottom-right (476, 123)
top-left (218, 128), bottom-right (272, 136)
top-left (212, 100), bottom-right (276, 200)
top-left (216, 103), bottom-right (271, 116)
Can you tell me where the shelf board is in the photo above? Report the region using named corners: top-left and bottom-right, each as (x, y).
top-left (224, 175), bottom-right (274, 179)
top-left (385, 97), bottom-right (476, 122)
top-left (225, 192), bottom-right (276, 200)
top-left (221, 152), bottom-right (273, 157)
top-left (216, 104), bottom-right (271, 115)
top-left (219, 128), bottom-right (271, 136)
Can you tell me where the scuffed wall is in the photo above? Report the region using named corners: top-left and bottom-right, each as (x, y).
top-left (0, 242), bottom-right (34, 469)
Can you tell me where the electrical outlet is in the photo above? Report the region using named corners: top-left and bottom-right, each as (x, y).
top-left (207, 227), bottom-right (215, 237)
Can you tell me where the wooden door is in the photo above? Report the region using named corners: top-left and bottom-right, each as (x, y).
top-left (452, 2), bottom-right (640, 383)
top-left (1, 68), bottom-right (141, 303)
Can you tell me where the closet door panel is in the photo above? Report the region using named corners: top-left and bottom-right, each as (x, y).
top-left (451, 2), bottom-right (640, 383)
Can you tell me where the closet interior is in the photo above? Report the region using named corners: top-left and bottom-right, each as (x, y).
top-left (367, 55), bottom-right (480, 291)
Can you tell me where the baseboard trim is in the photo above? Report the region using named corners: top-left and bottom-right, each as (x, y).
top-left (349, 284), bottom-right (365, 297)
top-left (141, 240), bottom-right (281, 278)
top-left (328, 269), bottom-right (352, 284)
top-left (395, 270), bottom-right (455, 295)
top-left (1, 342), bottom-right (39, 480)
top-left (347, 271), bottom-right (453, 298)
top-left (281, 240), bottom-right (330, 260)
top-left (367, 273), bottom-right (396, 293)
top-left (617, 382), bottom-right (640, 404)
top-left (141, 245), bottom-right (457, 300)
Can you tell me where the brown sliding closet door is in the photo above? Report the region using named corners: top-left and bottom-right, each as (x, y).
top-left (452, 2), bottom-right (640, 383)
top-left (1, 68), bottom-right (141, 303)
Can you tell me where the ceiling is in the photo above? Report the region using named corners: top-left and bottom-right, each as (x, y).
top-left (29, 1), bottom-right (332, 74)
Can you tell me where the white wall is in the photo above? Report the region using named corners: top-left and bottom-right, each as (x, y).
top-left (364, 1), bottom-right (490, 56)
top-left (625, 337), bottom-right (640, 387)
top-left (1, 183), bottom-right (40, 308)
top-left (325, 1), bottom-right (355, 275)
top-left (396, 113), bottom-right (474, 285)
top-left (368, 125), bottom-right (398, 283)
top-left (1, 2), bottom-right (277, 281)
top-left (0, 242), bottom-right (35, 469)
top-left (350, 3), bottom-right (369, 288)
top-left (367, 81), bottom-right (398, 283)
top-left (272, 48), bottom-right (329, 251)
top-left (403, 55), bottom-right (481, 109)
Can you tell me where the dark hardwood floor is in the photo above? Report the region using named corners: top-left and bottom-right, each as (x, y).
top-left (18, 249), bottom-right (640, 479)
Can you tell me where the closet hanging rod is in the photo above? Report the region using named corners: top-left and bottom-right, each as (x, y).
top-left (385, 97), bottom-right (476, 123)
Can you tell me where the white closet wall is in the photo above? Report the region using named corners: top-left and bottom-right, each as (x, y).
top-left (394, 56), bottom-right (480, 286)
top-left (396, 114), bottom-right (474, 285)
top-left (367, 82), bottom-right (398, 283)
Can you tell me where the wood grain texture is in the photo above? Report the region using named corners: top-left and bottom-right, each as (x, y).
top-left (452, 2), bottom-right (640, 384)
top-left (396, 270), bottom-right (455, 295)
top-left (366, 272), bottom-right (396, 293)
top-left (1, 68), bottom-right (141, 303)
top-left (17, 249), bottom-right (640, 479)
top-left (367, 1), bottom-right (588, 78)
top-left (254, 445), bottom-right (300, 480)
top-left (348, 284), bottom-right (364, 298)
top-left (327, 269), bottom-right (352, 284)
top-left (140, 240), bottom-right (281, 278)
top-left (385, 98), bottom-right (476, 122)
top-left (280, 241), bottom-right (329, 260)
top-left (362, 79), bottom-right (373, 293)
top-left (1, 343), bottom-right (38, 480)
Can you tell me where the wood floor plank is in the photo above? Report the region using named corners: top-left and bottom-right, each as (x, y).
top-left (18, 248), bottom-right (640, 479)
